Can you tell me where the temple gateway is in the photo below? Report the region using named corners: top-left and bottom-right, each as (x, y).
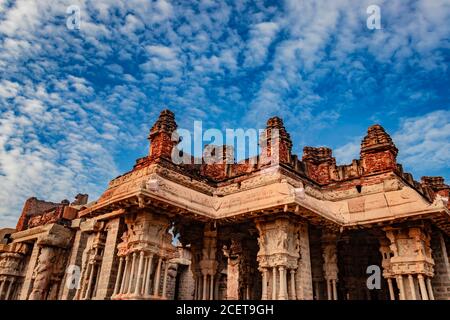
top-left (0, 109), bottom-right (449, 300)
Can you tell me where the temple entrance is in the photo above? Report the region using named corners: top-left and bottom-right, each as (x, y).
top-left (175, 219), bottom-right (261, 300)
top-left (219, 221), bottom-right (261, 300)
top-left (337, 231), bottom-right (389, 300)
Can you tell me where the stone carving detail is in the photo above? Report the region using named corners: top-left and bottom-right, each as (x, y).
top-left (380, 224), bottom-right (436, 300)
top-left (29, 247), bottom-right (57, 300)
top-left (223, 235), bottom-right (259, 300)
top-left (0, 243), bottom-right (29, 300)
top-left (27, 226), bottom-right (73, 300)
top-left (196, 224), bottom-right (219, 300)
top-left (29, 245), bottom-right (67, 300)
top-left (256, 217), bottom-right (300, 269)
top-left (256, 216), bottom-right (301, 300)
top-left (321, 231), bottom-right (338, 300)
top-left (112, 211), bottom-right (175, 300)
top-left (76, 231), bottom-right (106, 300)
top-left (322, 245), bottom-right (338, 280)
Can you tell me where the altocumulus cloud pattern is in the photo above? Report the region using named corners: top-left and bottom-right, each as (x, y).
top-left (0, 0), bottom-right (449, 227)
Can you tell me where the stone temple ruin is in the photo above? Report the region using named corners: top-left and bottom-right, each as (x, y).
top-left (0, 109), bottom-right (449, 300)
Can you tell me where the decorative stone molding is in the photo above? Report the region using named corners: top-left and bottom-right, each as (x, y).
top-left (0, 243), bottom-right (29, 300)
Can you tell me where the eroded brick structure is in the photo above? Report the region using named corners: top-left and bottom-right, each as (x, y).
top-left (1, 110), bottom-right (449, 300)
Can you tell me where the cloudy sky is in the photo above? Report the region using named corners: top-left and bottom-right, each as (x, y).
top-left (0, 0), bottom-right (449, 227)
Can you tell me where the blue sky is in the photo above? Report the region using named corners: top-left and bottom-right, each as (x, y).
top-left (0, 0), bottom-right (449, 227)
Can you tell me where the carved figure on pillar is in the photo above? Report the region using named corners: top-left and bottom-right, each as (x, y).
top-left (255, 216), bottom-right (301, 300)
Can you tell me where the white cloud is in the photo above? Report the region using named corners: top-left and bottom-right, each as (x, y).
top-left (244, 22), bottom-right (279, 67)
top-left (394, 110), bottom-right (450, 172)
top-left (334, 139), bottom-right (361, 164)
top-left (0, 0), bottom-right (41, 37)
top-left (0, 80), bottom-right (20, 98)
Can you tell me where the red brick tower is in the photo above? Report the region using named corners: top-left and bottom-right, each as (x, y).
top-left (259, 116), bottom-right (293, 165)
top-left (148, 109), bottom-right (178, 160)
top-left (360, 124), bottom-right (398, 175)
top-left (302, 147), bottom-right (337, 184)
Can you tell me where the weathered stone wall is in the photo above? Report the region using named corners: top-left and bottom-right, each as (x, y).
top-left (95, 218), bottom-right (121, 299)
top-left (16, 198), bottom-right (61, 232)
top-left (164, 263), bottom-right (178, 300)
top-left (431, 229), bottom-right (450, 300)
top-left (18, 242), bottom-right (40, 300)
top-left (175, 264), bottom-right (195, 300)
top-left (309, 227), bottom-right (325, 300)
top-left (59, 228), bottom-right (89, 300)
top-left (296, 221), bottom-right (313, 300)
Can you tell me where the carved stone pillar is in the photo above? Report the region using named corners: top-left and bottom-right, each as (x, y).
top-left (0, 278), bottom-right (5, 299)
top-left (162, 260), bottom-right (169, 298)
top-left (223, 239), bottom-right (240, 300)
top-left (396, 275), bottom-right (405, 300)
top-left (261, 268), bottom-right (268, 300)
top-left (198, 224), bottom-right (219, 300)
top-left (134, 251), bottom-right (145, 295)
top-left (113, 211), bottom-right (174, 300)
top-left (426, 277), bottom-right (434, 300)
top-left (326, 279), bottom-right (332, 301)
top-left (174, 221), bottom-right (207, 300)
top-left (29, 246), bottom-right (59, 300)
top-left (113, 257), bottom-right (124, 295)
top-left (384, 224), bottom-right (435, 300)
top-left (153, 256), bottom-right (162, 296)
top-left (418, 274), bottom-right (428, 300)
top-left (28, 224), bottom-right (73, 300)
top-left (278, 266), bottom-right (288, 300)
top-left (128, 252), bottom-right (137, 294)
top-left (95, 218), bottom-right (121, 300)
top-left (332, 279), bottom-right (337, 301)
top-left (119, 255), bottom-right (129, 295)
top-left (378, 236), bottom-right (395, 299)
top-left (321, 231), bottom-right (338, 300)
top-left (77, 229), bottom-right (106, 300)
top-left (408, 275), bottom-right (417, 300)
top-left (0, 242), bottom-right (28, 300)
top-left (143, 254), bottom-right (154, 296)
top-left (60, 225), bottom-right (89, 300)
top-left (272, 267), bottom-right (277, 299)
top-left (5, 277), bottom-right (15, 300)
top-left (295, 221), bottom-right (313, 300)
top-left (255, 216), bottom-right (301, 300)
top-left (19, 243), bottom-right (40, 300)
top-left (202, 274), bottom-right (207, 300)
top-left (290, 269), bottom-right (297, 300)
top-left (387, 278), bottom-right (395, 300)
